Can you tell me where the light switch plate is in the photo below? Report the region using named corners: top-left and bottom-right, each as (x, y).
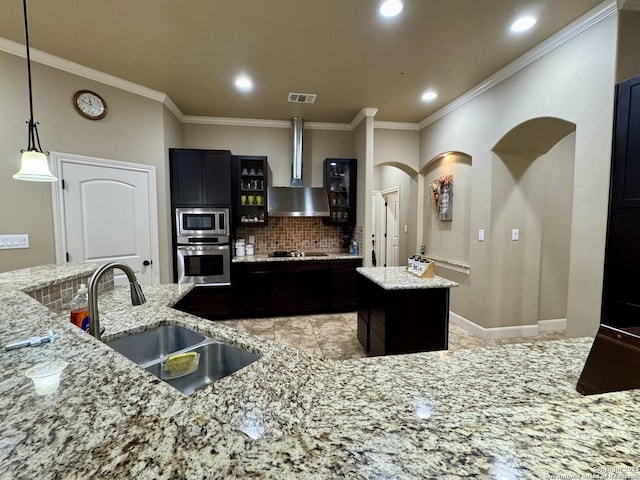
top-left (478, 229), bottom-right (485, 241)
top-left (0, 234), bottom-right (29, 249)
top-left (512, 229), bottom-right (519, 241)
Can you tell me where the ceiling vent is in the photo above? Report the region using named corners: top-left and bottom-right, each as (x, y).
top-left (288, 92), bottom-right (317, 104)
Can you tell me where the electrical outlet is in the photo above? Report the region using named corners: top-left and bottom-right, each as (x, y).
top-left (512, 229), bottom-right (519, 241)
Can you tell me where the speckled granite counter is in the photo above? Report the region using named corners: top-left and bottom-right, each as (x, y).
top-left (233, 252), bottom-right (363, 263)
top-left (1, 264), bottom-right (639, 479)
top-left (357, 265), bottom-right (459, 289)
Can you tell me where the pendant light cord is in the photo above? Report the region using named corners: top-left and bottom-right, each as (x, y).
top-left (22, 0), bottom-right (43, 153)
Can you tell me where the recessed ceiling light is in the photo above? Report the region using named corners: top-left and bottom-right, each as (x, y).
top-left (421, 90), bottom-right (438, 102)
top-left (379, 0), bottom-right (403, 18)
top-left (510, 15), bottom-right (537, 33)
top-left (234, 74), bottom-right (253, 92)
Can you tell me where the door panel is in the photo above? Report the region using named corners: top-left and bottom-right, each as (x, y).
top-left (385, 191), bottom-right (400, 267)
top-left (62, 162), bottom-right (153, 285)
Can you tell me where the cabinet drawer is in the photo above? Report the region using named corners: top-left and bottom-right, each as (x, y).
top-left (357, 313), bottom-right (369, 352)
top-left (370, 312), bottom-right (385, 341)
top-left (369, 329), bottom-right (385, 356)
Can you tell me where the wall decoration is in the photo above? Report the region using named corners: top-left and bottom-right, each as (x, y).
top-left (431, 174), bottom-right (453, 221)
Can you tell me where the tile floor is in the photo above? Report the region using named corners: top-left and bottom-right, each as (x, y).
top-left (213, 313), bottom-right (566, 360)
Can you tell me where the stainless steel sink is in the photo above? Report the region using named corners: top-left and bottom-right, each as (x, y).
top-left (144, 342), bottom-right (260, 396)
top-left (107, 325), bottom-right (205, 365)
top-left (106, 325), bottom-right (260, 395)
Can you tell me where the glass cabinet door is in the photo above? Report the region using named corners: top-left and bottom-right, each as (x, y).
top-left (324, 158), bottom-right (356, 226)
top-left (235, 156), bottom-right (268, 226)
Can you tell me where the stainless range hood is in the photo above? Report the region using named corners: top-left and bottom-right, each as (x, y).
top-left (267, 117), bottom-right (330, 217)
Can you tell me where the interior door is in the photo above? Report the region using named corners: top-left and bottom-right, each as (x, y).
top-left (60, 159), bottom-right (156, 285)
top-left (384, 191), bottom-right (400, 267)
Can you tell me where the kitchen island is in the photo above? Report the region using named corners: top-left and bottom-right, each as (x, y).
top-left (0, 264), bottom-right (638, 479)
top-left (357, 266), bottom-right (458, 355)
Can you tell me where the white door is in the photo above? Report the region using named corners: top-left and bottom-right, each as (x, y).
top-left (51, 153), bottom-right (159, 285)
top-left (384, 191), bottom-right (400, 267)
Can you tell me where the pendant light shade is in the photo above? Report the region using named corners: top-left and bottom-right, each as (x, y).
top-left (14, 0), bottom-right (57, 183)
top-left (14, 150), bottom-right (57, 182)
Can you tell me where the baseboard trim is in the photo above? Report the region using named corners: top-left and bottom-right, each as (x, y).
top-left (449, 312), bottom-right (567, 340)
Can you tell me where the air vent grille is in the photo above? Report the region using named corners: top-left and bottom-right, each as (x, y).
top-left (288, 92), bottom-right (317, 104)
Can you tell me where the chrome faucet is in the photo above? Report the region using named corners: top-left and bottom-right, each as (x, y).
top-left (88, 262), bottom-right (146, 341)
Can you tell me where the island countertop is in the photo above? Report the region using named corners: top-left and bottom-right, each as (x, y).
top-left (1, 264), bottom-right (639, 479)
top-left (357, 265), bottom-right (459, 289)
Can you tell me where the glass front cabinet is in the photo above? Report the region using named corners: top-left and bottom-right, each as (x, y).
top-left (233, 155), bottom-right (268, 226)
top-left (324, 158), bottom-right (356, 226)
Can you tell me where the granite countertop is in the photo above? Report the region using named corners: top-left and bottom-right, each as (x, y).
top-left (1, 264), bottom-right (639, 478)
top-left (357, 265), bottom-right (459, 289)
top-left (232, 252), bottom-right (363, 263)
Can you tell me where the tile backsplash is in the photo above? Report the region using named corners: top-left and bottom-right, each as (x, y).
top-left (236, 217), bottom-right (355, 253)
top-left (26, 272), bottom-right (114, 312)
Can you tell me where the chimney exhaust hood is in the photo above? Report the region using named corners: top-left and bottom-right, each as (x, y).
top-left (267, 117), bottom-right (330, 217)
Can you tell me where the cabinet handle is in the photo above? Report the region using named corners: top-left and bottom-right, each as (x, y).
top-left (143, 260), bottom-right (152, 266)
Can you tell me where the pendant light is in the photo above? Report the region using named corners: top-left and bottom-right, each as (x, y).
top-left (13, 0), bottom-right (57, 182)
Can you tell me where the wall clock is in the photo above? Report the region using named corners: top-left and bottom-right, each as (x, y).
top-left (73, 90), bottom-right (107, 120)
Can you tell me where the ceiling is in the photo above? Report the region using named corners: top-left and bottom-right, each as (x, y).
top-left (0, 0), bottom-right (605, 124)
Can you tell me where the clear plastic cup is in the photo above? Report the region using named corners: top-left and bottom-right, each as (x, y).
top-left (25, 360), bottom-right (68, 395)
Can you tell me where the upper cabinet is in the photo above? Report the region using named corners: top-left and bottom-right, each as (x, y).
top-left (170, 149), bottom-right (232, 207)
top-left (233, 155), bottom-right (268, 226)
top-left (324, 158), bottom-right (356, 226)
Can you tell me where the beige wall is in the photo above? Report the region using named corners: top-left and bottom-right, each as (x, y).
top-left (0, 51), bottom-right (169, 276)
top-left (161, 106), bottom-right (184, 282)
top-left (418, 14), bottom-right (617, 336)
top-left (182, 123), bottom-right (353, 189)
top-left (616, 9), bottom-right (640, 82)
top-left (373, 128), bottom-right (421, 263)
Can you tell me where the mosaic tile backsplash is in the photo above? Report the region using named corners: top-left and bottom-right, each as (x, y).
top-left (26, 272), bottom-right (114, 311)
top-left (236, 217), bottom-right (357, 253)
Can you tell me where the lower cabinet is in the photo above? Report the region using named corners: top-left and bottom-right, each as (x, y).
top-left (172, 285), bottom-right (233, 319)
top-left (357, 274), bottom-right (450, 355)
top-left (234, 258), bottom-right (361, 317)
top-left (175, 258), bottom-right (362, 319)
top-left (232, 262), bottom-right (271, 316)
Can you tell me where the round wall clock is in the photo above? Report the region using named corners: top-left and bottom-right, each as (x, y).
top-left (73, 90), bottom-right (107, 120)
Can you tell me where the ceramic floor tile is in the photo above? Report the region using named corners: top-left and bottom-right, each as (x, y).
top-left (219, 313), bottom-right (566, 361)
top-left (235, 319), bottom-right (275, 339)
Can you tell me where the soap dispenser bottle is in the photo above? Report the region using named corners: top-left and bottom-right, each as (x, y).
top-left (69, 284), bottom-right (90, 333)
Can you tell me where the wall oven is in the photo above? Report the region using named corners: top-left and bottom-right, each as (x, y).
top-left (176, 244), bottom-right (231, 285)
top-left (175, 207), bottom-right (231, 285)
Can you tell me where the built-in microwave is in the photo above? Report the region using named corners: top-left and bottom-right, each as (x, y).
top-left (175, 207), bottom-right (229, 243)
top-left (176, 244), bottom-right (231, 285)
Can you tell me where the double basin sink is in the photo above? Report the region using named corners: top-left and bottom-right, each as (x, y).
top-left (107, 325), bottom-right (260, 396)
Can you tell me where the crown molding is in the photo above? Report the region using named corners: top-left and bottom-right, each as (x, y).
top-left (0, 36), bottom-right (168, 104)
top-left (374, 121), bottom-right (420, 131)
top-left (350, 107), bottom-right (379, 129)
top-left (418, 0), bottom-right (617, 130)
top-left (183, 116), bottom-right (351, 130)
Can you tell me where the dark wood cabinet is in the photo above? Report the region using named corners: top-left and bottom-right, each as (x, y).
top-left (331, 259), bottom-right (361, 310)
top-left (357, 274), bottom-right (450, 356)
top-left (233, 258), bottom-right (361, 317)
top-left (172, 286), bottom-right (233, 319)
top-left (232, 155), bottom-right (268, 226)
top-left (232, 262), bottom-right (271, 316)
top-left (170, 149), bottom-right (232, 207)
top-left (175, 258), bottom-right (362, 320)
top-left (601, 75), bottom-right (640, 328)
top-left (324, 158), bottom-right (356, 226)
